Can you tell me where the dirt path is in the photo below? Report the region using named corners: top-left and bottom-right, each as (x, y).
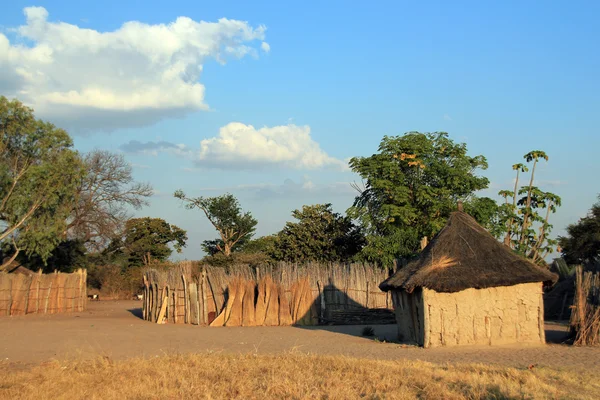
top-left (1, 300), bottom-right (597, 371)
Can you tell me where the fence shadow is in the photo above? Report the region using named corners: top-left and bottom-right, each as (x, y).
top-left (127, 308), bottom-right (143, 319)
top-left (294, 278), bottom-right (397, 342)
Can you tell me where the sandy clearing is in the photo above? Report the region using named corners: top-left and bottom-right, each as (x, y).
top-left (0, 300), bottom-right (597, 371)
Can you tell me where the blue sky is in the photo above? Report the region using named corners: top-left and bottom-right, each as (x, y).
top-left (1, 1), bottom-right (599, 260)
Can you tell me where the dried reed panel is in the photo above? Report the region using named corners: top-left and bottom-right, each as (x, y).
top-left (278, 284), bottom-right (293, 326)
top-left (225, 278), bottom-right (245, 327)
top-left (0, 269), bottom-right (87, 317)
top-left (264, 277), bottom-right (279, 326)
top-left (242, 280), bottom-right (256, 327)
top-left (255, 278), bottom-right (267, 325)
top-left (571, 267), bottom-right (600, 346)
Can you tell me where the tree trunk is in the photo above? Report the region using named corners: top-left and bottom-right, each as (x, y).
top-left (519, 160), bottom-right (538, 247)
top-left (0, 248), bottom-right (20, 272)
top-left (504, 169), bottom-right (521, 248)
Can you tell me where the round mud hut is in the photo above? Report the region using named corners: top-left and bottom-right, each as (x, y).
top-left (379, 211), bottom-right (557, 348)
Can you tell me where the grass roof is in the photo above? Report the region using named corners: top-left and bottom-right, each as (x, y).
top-left (380, 211), bottom-right (557, 293)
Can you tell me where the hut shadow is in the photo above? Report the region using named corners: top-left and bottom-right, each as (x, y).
top-left (127, 308), bottom-right (143, 319)
top-left (293, 278), bottom-right (397, 342)
top-left (544, 325), bottom-right (573, 344)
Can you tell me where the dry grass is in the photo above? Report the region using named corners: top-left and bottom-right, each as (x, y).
top-left (1, 353), bottom-right (598, 400)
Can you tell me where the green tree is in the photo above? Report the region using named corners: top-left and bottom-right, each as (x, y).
top-left (174, 191), bottom-right (257, 257)
top-left (559, 196), bottom-right (600, 266)
top-left (114, 217), bottom-right (187, 266)
top-left (273, 204), bottom-right (364, 263)
top-left (348, 132), bottom-right (489, 265)
top-left (0, 97), bottom-right (84, 270)
top-left (499, 151), bottom-right (561, 263)
top-left (463, 196), bottom-right (507, 238)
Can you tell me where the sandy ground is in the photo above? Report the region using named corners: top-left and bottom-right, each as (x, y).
top-left (1, 300), bottom-right (598, 371)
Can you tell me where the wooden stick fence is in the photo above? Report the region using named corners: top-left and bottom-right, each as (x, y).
top-left (570, 266), bottom-right (600, 346)
top-left (142, 262), bottom-right (395, 326)
top-left (0, 269), bottom-right (87, 316)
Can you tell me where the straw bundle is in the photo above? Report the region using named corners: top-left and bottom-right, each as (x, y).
top-left (255, 277), bottom-right (268, 325)
top-left (264, 278), bottom-right (279, 326)
top-left (225, 278), bottom-right (245, 327)
top-left (242, 280), bottom-right (256, 327)
top-left (278, 284), bottom-right (293, 326)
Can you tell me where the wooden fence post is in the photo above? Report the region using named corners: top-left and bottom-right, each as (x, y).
top-left (182, 274), bottom-right (188, 324)
top-left (201, 268), bottom-right (208, 324)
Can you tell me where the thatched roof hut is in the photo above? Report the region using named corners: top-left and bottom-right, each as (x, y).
top-left (380, 211), bottom-right (557, 348)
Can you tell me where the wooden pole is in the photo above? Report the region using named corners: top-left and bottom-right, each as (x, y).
top-left (173, 288), bottom-right (178, 324)
top-left (156, 297), bottom-right (168, 324)
top-left (44, 280), bottom-right (52, 315)
top-left (201, 268), bottom-right (208, 324)
top-left (182, 274), bottom-right (188, 324)
top-left (35, 271), bottom-right (41, 314)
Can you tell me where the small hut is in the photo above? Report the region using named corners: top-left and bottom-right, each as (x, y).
top-left (380, 211), bottom-right (557, 348)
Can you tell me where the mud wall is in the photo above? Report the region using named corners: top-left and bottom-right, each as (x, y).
top-left (421, 282), bottom-right (545, 347)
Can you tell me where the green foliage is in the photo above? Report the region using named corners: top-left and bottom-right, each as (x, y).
top-left (87, 264), bottom-right (143, 298)
top-left (112, 217), bottom-right (188, 266)
top-left (348, 132), bottom-right (489, 264)
top-left (174, 191), bottom-right (257, 257)
top-left (16, 239), bottom-right (88, 273)
top-left (0, 96), bottom-right (84, 269)
top-left (559, 196), bottom-right (600, 266)
top-left (273, 204), bottom-right (364, 263)
top-left (499, 151), bottom-right (561, 263)
top-left (549, 258), bottom-right (576, 281)
top-left (203, 252), bottom-right (274, 270)
top-left (462, 196), bottom-right (511, 239)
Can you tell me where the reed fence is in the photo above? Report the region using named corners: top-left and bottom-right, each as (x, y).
top-left (570, 266), bottom-right (600, 345)
top-left (0, 269), bottom-right (87, 316)
top-left (142, 262), bottom-right (395, 326)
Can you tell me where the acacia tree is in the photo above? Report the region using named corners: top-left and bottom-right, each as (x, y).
top-left (112, 217), bottom-right (187, 266)
top-left (498, 151), bottom-right (561, 263)
top-left (0, 97), bottom-right (84, 270)
top-left (174, 191), bottom-right (257, 257)
top-left (272, 204), bottom-right (364, 263)
top-left (348, 132), bottom-right (489, 265)
top-left (67, 150), bottom-right (153, 250)
top-left (559, 196), bottom-right (600, 266)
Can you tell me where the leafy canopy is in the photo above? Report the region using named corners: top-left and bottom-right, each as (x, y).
top-left (348, 132), bottom-right (489, 265)
top-left (272, 204), bottom-right (364, 263)
top-left (115, 217), bottom-right (187, 266)
top-left (0, 96), bottom-right (84, 270)
top-left (559, 196), bottom-right (600, 266)
top-left (498, 150), bottom-right (561, 263)
top-left (174, 191), bottom-right (257, 257)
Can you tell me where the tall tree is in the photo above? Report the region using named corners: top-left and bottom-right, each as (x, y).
top-left (348, 132), bottom-right (489, 265)
top-left (273, 204), bottom-right (364, 263)
top-left (174, 191), bottom-right (257, 257)
top-left (113, 217), bottom-right (187, 266)
top-left (559, 196), bottom-right (600, 266)
top-left (67, 150), bottom-right (153, 250)
top-left (519, 151), bottom-right (549, 247)
top-left (498, 151), bottom-right (561, 263)
top-left (0, 96), bottom-right (84, 270)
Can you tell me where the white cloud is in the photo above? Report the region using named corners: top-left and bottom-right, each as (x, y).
top-left (443, 114), bottom-right (452, 121)
top-left (261, 42), bottom-right (270, 52)
top-left (121, 122), bottom-right (348, 170)
top-left (0, 7), bottom-right (267, 131)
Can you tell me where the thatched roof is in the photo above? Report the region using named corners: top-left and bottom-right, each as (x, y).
top-left (380, 211), bottom-right (558, 293)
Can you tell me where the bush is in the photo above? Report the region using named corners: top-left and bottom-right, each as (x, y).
top-left (87, 265), bottom-right (143, 299)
